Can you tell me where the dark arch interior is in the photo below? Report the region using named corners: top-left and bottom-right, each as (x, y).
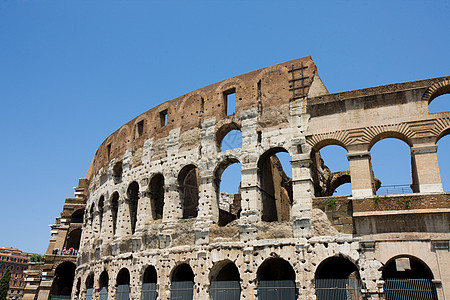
top-left (150, 174), bottom-right (164, 220)
top-left (75, 278), bottom-right (81, 296)
top-left (99, 271), bottom-right (109, 288)
top-left (71, 209), bottom-right (84, 223)
top-left (117, 268), bottom-right (130, 285)
top-left (315, 257), bottom-right (359, 279)
top-left (172, 264), bottom-right (194, 282)
top-left (257, 148), bottom-right (293, 222)
top-left (257, 258), bottom-right (295, 281)
top-left (143, 266), bottom-right (157, 283)
top-left (86, 274), bottom-right (94, 289)
top-left (111, 192), bottom-right (119, 235)
top-left (127, 181), bottom-right (139, 234)
top-left (51, 262), bottom-right (76, 296)
top-left (98, 196), bottom-right (104, 231)
top-left (212, 262), bottom-right (240, 281)
top-left (65, 228), bottom-right (81, 250)
top-left (178, 165), bottom-right (200, 219)
top-left (382, 257), bottom-right (434, 279)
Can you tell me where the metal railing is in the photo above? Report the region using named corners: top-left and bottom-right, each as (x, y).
top-left (377, 184), bottom-right (416, 195)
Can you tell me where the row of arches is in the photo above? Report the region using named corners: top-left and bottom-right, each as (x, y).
top-left (312, 131), bottom-right (450, 196)
top-left (52, 254), bottom-right (437, 299)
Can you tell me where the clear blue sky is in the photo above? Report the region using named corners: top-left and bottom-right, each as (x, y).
top-left (1, 1), bottom-right (449, 254)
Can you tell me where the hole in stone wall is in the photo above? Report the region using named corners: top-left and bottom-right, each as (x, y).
top-left (127, 181), bottom-right (139, 234)
top-left (136, 120), bottom-right (144, 138)
top-left (160, 109), bottom-right (168, 127)
top-left (221, 130), bottom-right (242, 151)
top-left (216, 161), bottom-right (242, 226)
top-left (178, 165), bottom-right (200, 219)
top-left (107, 143), bottom-right (111, 160)
top-left (98, 196), bottom-right (104, 233)
top-left (50, 262), bottom-right (76, 297)
top-left (111, 192), bottom-right (119, 236)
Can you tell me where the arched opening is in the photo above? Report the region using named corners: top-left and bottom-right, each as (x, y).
top-left (141, 266), bottom-right (157, 300)
top-left (99, 271), bottom-right (109, 300)
top-left (257, 258), bottom-right (296, 299)
top-left (127, 181), bottom-right (139, 234)
top-left (382, 256), bottom-right (437, 299)
top-left (111, 192), bottom-right (119, 236)
top-left (99, 195), bottom-right (105, 234)
top-left (216, 122), bottom-right (242, 152)
top-left (85, 273), bottom-right (94, 300)
top-left (65, 229), bottom-right (81, 251)
top-left (437, 133), bottom-right (450, 191)
top-left (50, 262), bottom-right (76, 299)
top-left (210, 261), bottom-right (241, 300)
top-left (428, 92), bottom-right (450, 114)
top-left (370, 137), bottom-right (414, 195)
top-left (170, 263), bottom-right (194, 300)
top-left (116, 268), bottom-right (130, 300)
top-left (311, 144), bottom-right (352, 196)
top-left (178, 165), bottom-right (200, 219)
top-left (71, 209), bottom-right (84, 224)
top-left (89, 204), bottom-right (95, 231)
top-left (258, 148), bottom-right (293, 222)
top-left (149, 174), bottom-right (164, 220)
top-left (315, 256), bottom-right (360, 300)
top-left (215, 159), bottom-right (242, 226)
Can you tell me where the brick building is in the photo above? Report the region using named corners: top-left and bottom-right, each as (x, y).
top-left (0, 247), bottom-right (31, 300)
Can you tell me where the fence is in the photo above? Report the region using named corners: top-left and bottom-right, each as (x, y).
top-left (315, 279), bottom-right (362, 300)
top-left (210, 281), bottom-right (241, 300)
top-left (384, 279), bottom-right (438, 300)
top-left (257, 280), bottom-right (296, 300)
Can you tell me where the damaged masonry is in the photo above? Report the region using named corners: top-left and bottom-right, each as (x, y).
top-left (24, 56), bottom-right (450, 300)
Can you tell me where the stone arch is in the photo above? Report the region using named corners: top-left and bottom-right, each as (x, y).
top-left (315, 256), bottom-right (360, 279)
top-left (209, 260), bottom-right (241, 300)
top-left (255, 64), bottom-right (289, 83)
top-left (85, 273), bottom-right (94, 300)
top-left (178, 164), bottom-right (200, 219)
top-left (422, 79), bottom-right (450, 104)
top-left (170, 263), bottom-right (194, 299)
top-left (116, 268), bottom-right (131, 299)
top-left (99, 270), bottom-right (109, 300)
top-left (50, 261), bottom-right (76, 298)
top-left (132, 114), bottom-right (150, 140)
top-left (382, 255), bottom-right (434, 279)
top-left (214, 157), bottom-right (242, 226)
top-left (98, 195), bottom-right (105, 234)
top-left (215, 120), bottom-right (242, 151)
top-left (118, 125), bottom-right (131, 145)
top-left (310, 138), bottom-right (349, 152)
top-left (257, 147), bottom-right (293, 222)
top-left (368, 131), bottom-right (414, 151)
top-left (257, 257), bottom-right (296, 299)
top-left (110, 191), bottom-right (120, 236)
top-left (141, 265), bottom-right (158, 300)
top-left (65, 228), bottom-right (82, 250)
top-left (71, 209), bottom-right (84, 224)
top-left (149, 173), bottom-right (165, 220)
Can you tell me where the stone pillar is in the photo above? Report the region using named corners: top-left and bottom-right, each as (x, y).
top-left (92, 210), bottom-right (100, 238)
top-left (116, 194), bottom-right (131, 238)
top-left (195, 172), bottom-right (216, 245)
top-left (291, 153), bottom-right (314, 238)
top-left (100, 203), bottom-right (112, 244)
top-left (136, 190), bottom-right (152, 232)
top-left (411, 145), bottom-right (443, 193)
top-left (347, 151), bottom-right (375, 197)
top-left (239, 164), bottom-right (260, 241)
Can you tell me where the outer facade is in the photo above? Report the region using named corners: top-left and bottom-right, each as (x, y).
top-left (39, 57), bottom-right (450, 299)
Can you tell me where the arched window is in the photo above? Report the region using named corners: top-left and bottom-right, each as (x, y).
top-left (370, 137), bottom-right (414, 194)
top-left (178, 165), bottom-right (200, 219)
top-left (99, 271), bottom-right (109, 300)
top-left (50, 262), bottom-right (76, 298)
top-left (111, 192), bottom-right (119, 236)
top-left (258, 148), bottom-right (293, 222)
top-left (215, 159), bottom-right (241, 226)
top-left (257, 258), bottom-right (296, 299)
top-left (85, 273), bottom-right (94, 300)
top-left (117, 268), bottom-right (130, 300)
top-left (170, 264), bottom-right (194, 300)
top-left (312, 144), bottom-right (351, 196)
top-left (315, 256), bottom-right (360, 300)
top-left (382, 256), bottom-right (437, 299)
top-left (216, 122), bottom-right (242, 152)
top-left (210, 260), bottom-right (241, 300)
top-left (127, 182), bottom-right (139, 234)
top-left (141, 266), bottom-right (157, 300)
top-left (149, 174), bottom-right (164, 220)
top-left (98, 195), bottom-right (105, 234)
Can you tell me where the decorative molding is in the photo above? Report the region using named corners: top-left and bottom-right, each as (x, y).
top-left (422, 79), bottom-right (450, 103)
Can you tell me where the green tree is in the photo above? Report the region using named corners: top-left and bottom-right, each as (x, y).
top-left (30, 254), bottom-right (43, 263)
top-left (0, 267), bottom-right (11, 300)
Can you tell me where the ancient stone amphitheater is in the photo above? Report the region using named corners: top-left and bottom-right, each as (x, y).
top-left (25, 57), bottom-right (449, 300)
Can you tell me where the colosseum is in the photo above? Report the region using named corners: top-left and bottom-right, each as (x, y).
top-left (24, 56), bottom-right (449, 300)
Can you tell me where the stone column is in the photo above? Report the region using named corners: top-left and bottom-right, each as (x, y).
top-left (291, 153), bottom-right (314, 238)
top-left (116, 194), bottom-right (131, 238)
top-left (239, 164), bottom-right (260, 241)
top-left (411, 145), bottom-right (443, 193)
top-left (100, 203), bottom-right (112, 244)
top-left (159, 178), bottom-right (180, 248)
top-left (347, 151), bottom-right (375, 197)
top-left (195, 172), bottom-right (216, 245)
top-left (92, 210), bottom-right (100, 238)
top-left (136, 190), bottom-right (152, 232)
